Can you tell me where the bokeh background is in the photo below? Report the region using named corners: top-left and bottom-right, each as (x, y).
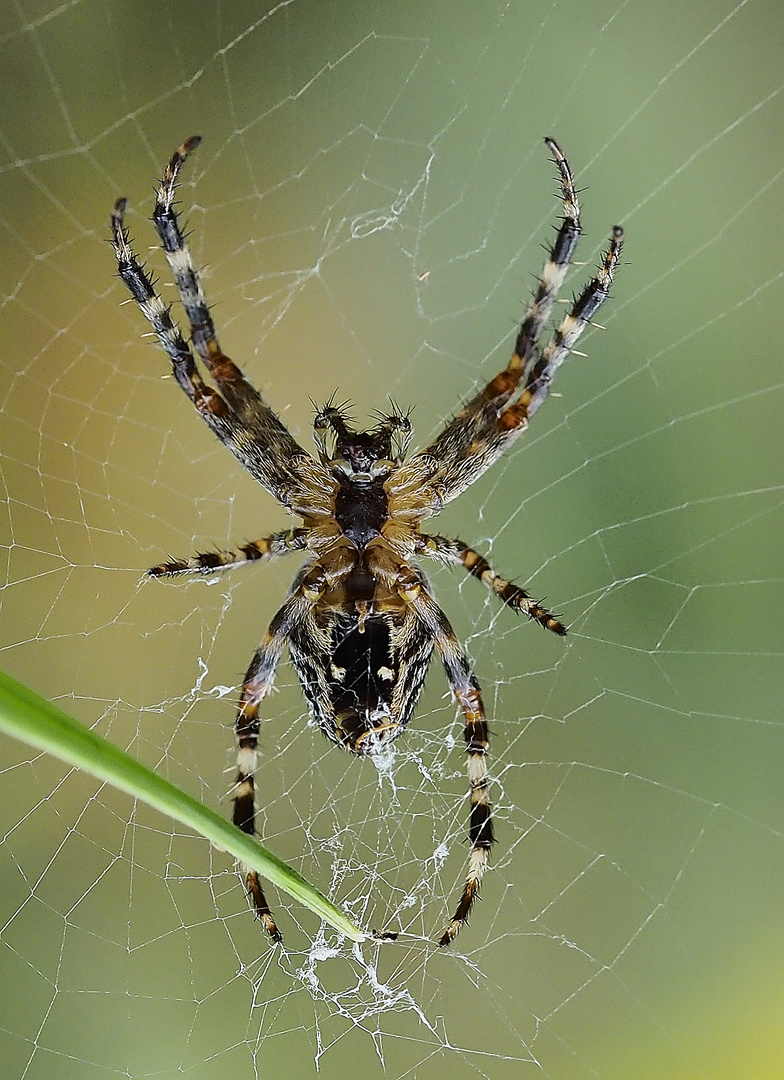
top-left (2, 1), bottom-right (783, 1078)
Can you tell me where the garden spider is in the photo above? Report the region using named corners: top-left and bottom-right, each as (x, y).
top-left (111, 135), bottom-right (622, 947)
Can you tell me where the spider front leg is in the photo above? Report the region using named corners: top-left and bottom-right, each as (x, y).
top-left (403, 141), bottom-right (623, 509)
top-left (397, 573), bottom-right (493, 947)
top-left (112, 142), bottom-right (309, 504)
top-left (418, 137), bottom-right (582, 477)
top-left (111, 198), bottom-right (231, 428)
top-left (416, 533), bottom-right (567, 634)
top-left (151, 137), bottom-right (265, 419)
top-left (232, 574), bottom-right (324, 942)
top-left (498, 225), bottom-right (624, 434)
top-left (409, 223), bottom-right (622, 506)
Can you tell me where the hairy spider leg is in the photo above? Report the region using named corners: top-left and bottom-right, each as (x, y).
top-left (232, 580), bottom-right (324, 941)
top-left (151, 135), bottom-right (309, 478)
top-left (152, 137), bottom-right (215, 358)
top-left (148, 527), bottom-right (308, 577)
top-left (151, 137), bottom-right (257, 413)
top-left (420, 137), bottom-right (582, 474)
top-left (396, 573), bottom-right (493, 947)
top-left (498, 226), bottom-right (624, 433)
top-left (515, 138), bottom-right (582, 374)
top-left (416, 533), bottom-right (567, 634)
top-left (113, 197), bottom-right (308, 502)
top-left (111, 199), bottom-right (230, 423)
top-left (404, 220), bottom-right (623, 510)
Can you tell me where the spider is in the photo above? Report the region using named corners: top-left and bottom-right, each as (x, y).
top-left (111, 135), bottom-right (622, 947)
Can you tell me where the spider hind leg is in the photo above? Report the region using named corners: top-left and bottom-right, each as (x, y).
top-left (231, 586), bottom-right (322, 942)
top-left (395, 572), bottom-right (494, 947)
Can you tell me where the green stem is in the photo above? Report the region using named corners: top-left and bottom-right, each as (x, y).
top-left (0, 668), bottom-right (365, 942)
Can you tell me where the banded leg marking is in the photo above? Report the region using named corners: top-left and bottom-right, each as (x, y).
top-left (420, 137), bottom-right (583, 469)
top-left (513, 137), bottom-right (582, 375)
top-left (112, 175), bottom-right (306, 502)
top-left (148, 528), bottom-right (308, 577)
top-left (396, 573), bottom-right (494, 947)
top-left (233, 581), bottom-right (323, 942)
top-left (151, 136), bottom-right (263, 414)
top-left (499, 226), bottom-right (624, 433)
top-left (416, 533), bottom-right (567, 634)
top-left (442, 688), bottom-right (493, 948)
top-left (111, 198), bottom-right (229, 422)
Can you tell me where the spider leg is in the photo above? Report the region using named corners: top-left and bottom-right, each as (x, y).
top-left (152, 137), bottom-right (220, 368)
top-left (497, 226), bottom-right (623, 433)
top-left (417, 138), bottom-right (581, 475)
top-left (233, 571), bottom-right (324, 942)
top-left (112, 145), bottom-right (310, 504)
top-left (398, 222), bottom-right (623, 510)
top-left (515, 139), bottom-right (582, 374)
top-left (111, 198), bottom-right (231, 427)
top-left (148, 527), bottom-right (308, 577)
top-left (416, 534), bottom-right (566, 634)
top-left (396, 573), bottom-right (493, 947)
top-left (152, 139), bottom-right (276, 418)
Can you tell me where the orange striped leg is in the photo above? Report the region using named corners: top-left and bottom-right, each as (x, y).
top-left (396, 573), bottom-right (494, 947)
top-left (232, 582), bottom-right (322, 942)
top-left (148, 528), bottom-right (308, 577)
top-left (420, 137), bottom-right (582, 468)
top-left (416, 534), bottom-right (567, 635)
top-left (499, 226), bottom-right (624, 433)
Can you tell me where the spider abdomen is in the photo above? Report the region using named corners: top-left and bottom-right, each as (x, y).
top-left (290, 604), bottom-right (411, 755)
top-left (328, 613), bottom-right (398, 749)
top-left (288, 548), bottom-right (435, 756)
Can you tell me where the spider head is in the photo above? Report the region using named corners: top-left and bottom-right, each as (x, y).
top-left (313, 402), bottom-right (412, 477)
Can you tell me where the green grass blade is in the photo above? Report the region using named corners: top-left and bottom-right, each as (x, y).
top-left (0, 668), bottom-right (365, 942)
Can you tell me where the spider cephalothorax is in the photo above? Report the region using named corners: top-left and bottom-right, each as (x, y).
top-left (291, 403), bottom-right (425, 756)
top-left (111, 135), bottom-right (622, 946)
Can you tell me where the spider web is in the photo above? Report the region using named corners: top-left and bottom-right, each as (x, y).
top-left (2, 0), bottom-right (784, 1077)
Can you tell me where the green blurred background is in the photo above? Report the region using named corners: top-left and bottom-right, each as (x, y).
top-left (2, 1), bottom-right (783, 1077)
